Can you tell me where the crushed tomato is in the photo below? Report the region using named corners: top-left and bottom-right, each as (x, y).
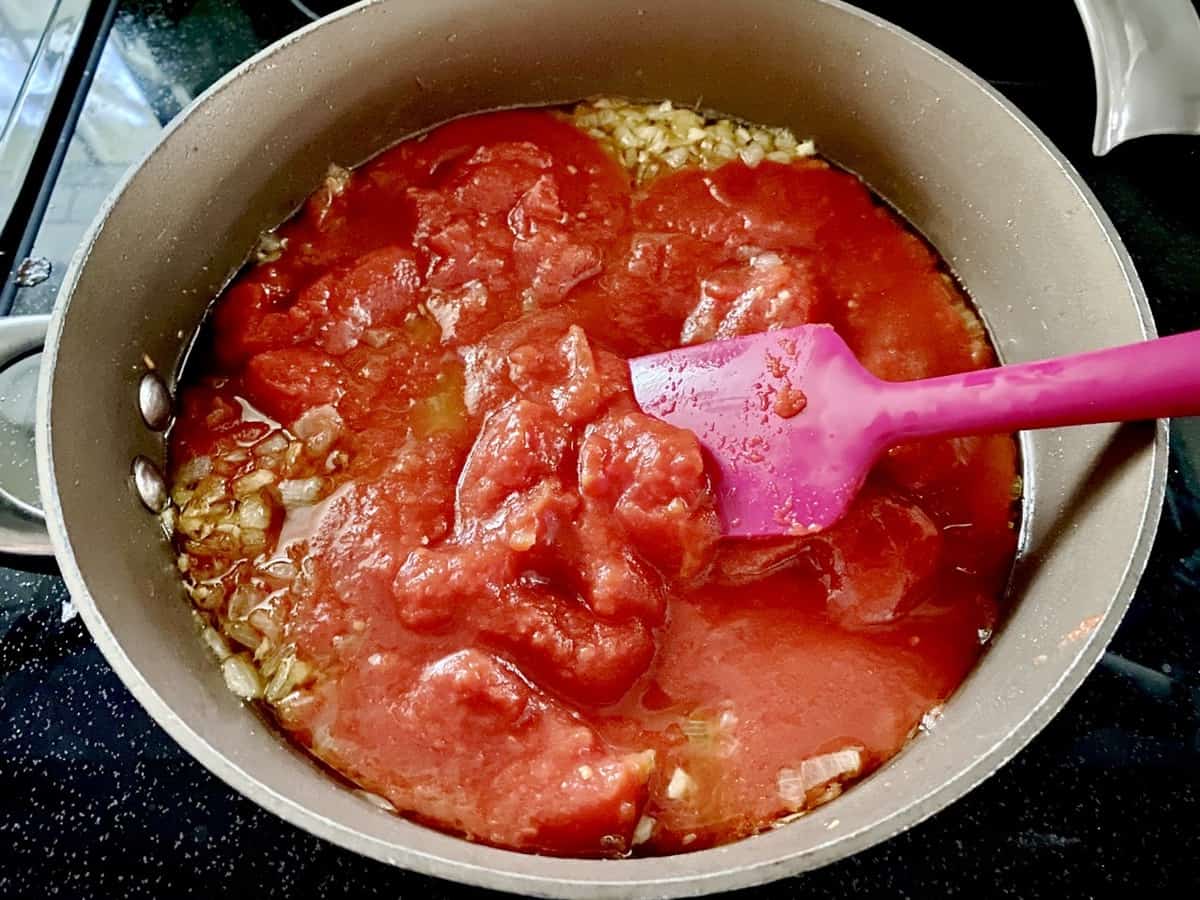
top-left (171, 108), bottom-right (1018, 856)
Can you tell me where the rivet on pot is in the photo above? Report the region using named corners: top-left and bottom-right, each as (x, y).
top-left (132, 455), bottom-right (169, 513)
top-left (138, 370), bottom-right (173, 431)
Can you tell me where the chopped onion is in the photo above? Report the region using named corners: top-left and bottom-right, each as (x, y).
top-left (666, 767), bottom-right (696, 801)
top-left (253, 432), bottom-right (289, 457)
top-left (355, 790), bottom-right (397, 812)
top-left (248, 608), bottom-right (280, 644)
top-left (252, 635), bottom-right (273, 662)
top-left (630, 749), bottom-right (656, 779)
top-left (325, 449), bottom-right (349, 472)
top-left (362, 328), bottom-right (393, 349)
top-left (750, 251), bottom-right (784, 269)
top-left (665, 497), bottom-right (688, 518)
top-left (200, 626), bottom-right (232, 662)
top-left (176, 455), bottom-right (212, 487)
top-left (507, 527), bottom-right (536, 552)
top-left (324, 163), bottom-right (351, 196)
top-left (570, 98), bottom-right (815, 184)
top-left (293, 404), bottom-right (342, 456)
top-left (241, 528), bottom-right (268, 552)
top-left (224, 618), bottom-right (261, 651)
top-left (259, 643), bottom-right (286, 679)
top-left (777, 747), bottom-right (863, 809)
top-left (776, 772), bottom-right (806, 809)
top-left (233, 469), bottom-right (276, 498)
top-left (279, 476), bottom-right (326, 508)
top-left (186, 581), bottom-right (225, 611)
top-left (679, 707), bottom-right (738, 754)
top-left (632, 815), bottom-right (656, 846)
top-left (662, 146), bottom-right (690, 169)
top-left (255, 231), bottom-right (288, 264)
top-left (227, 584), bottom-right (265, 621)
top-left (264, 559), bottom-right (299, 581)
top-left (190, 475), bottom-right (227, 509)
top-left (801, 747), bottom-right (862, 785)
top-left (739, 142), bottom-right (766, 167)
top-left (308, 165), bottom-right (352, 227)
top-left (771, 811), bottom-right (807, 829)
top-left (265, 651), bottom-right (311, 703)
top-left (176, 514), bottom-right (205, 538)
top-left (812, 782), bottom-right (844, 806)
top-left (236, 493), bottom-right (273, 530)
top-left (221, 655), bottom-right (263, 699)
top-left (681, 716), bottom-right (714, 745)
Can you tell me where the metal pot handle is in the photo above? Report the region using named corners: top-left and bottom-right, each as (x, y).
top-left (1075, 0), bottom-right (1200, 155)
top-left (0, 313), bottom-right (53, 557)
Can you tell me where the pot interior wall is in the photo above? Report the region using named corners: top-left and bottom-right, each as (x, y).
top-left (43, 0), bottom-right (1159, 895)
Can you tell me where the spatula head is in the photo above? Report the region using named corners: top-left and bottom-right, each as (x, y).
top-left (629, 325), bottom-right (886, 538)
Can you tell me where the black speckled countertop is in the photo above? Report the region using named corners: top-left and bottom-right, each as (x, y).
top-left (1, 1), bottom-right (1198, 896)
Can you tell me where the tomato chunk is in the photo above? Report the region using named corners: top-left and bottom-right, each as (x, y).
top-left (681, 250), bottom-right (826, 344)
top-left (579, 411), bottom-right (720, 582)
top-left (170, 107), bottom-right (1017, 858)
top-left (315, 649), bottom-right (652, 855)
top-left (813, 492), bottom-right (943, 627)
top-left (243, 348), bottom-right (345, 424)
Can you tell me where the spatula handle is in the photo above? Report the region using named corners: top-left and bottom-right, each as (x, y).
top-left (881, 329), bottom-right (1200, 441)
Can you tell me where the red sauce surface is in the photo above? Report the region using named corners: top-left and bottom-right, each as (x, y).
top-left (171, 109), bottom-right (1018, 856)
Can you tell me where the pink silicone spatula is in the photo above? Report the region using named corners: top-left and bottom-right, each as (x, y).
top-left (629, 325), bottom-right (1200, 538)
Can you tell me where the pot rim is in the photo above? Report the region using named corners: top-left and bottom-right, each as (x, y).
top-left (35, 0), bottom-right (1167, 896)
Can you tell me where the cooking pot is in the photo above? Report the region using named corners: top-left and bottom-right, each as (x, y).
top-left (0, 0), bottom-right (1165, 895)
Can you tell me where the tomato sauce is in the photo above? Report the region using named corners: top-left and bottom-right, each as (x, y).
top-left (170, 108), bottom-right (1018, 857)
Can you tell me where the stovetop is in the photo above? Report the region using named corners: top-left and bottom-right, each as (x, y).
top-left (1, 1), bottom-right (1197, 897)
